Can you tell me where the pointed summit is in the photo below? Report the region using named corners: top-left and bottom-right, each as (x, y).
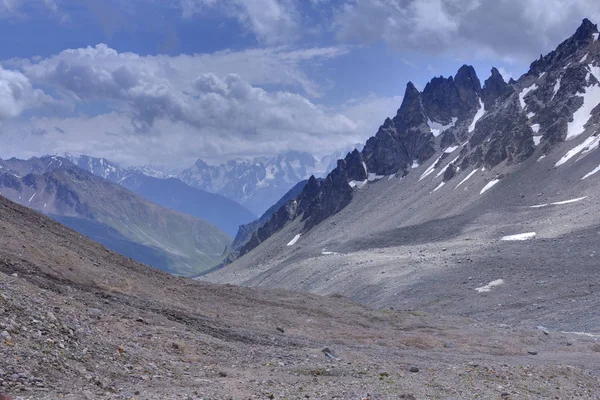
top-left (530, 18), bottom-right (598, 73)
top-left (454, 65), bottom-right (481, 93)
top-left (574, 18), bottom-right (598, 41)
top-left (482, 67), bottom-right (511, 108)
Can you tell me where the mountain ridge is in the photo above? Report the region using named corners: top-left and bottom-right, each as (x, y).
top-left (235, 18), bottom-right (600, 258)
top-left (64, 154), bottom-right (256, 236)
top-left (0, 156), bottom-right (232, 275)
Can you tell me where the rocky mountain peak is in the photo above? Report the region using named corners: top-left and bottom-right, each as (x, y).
top-left (482, 67), bottom-right (512, 109)
top-left (574, 18), bottom-right (598, 42)
top-left (530, 18), bottom-right (599, 74)
top-left (454, 65), bottom-right (481, 92)
top-left (194, 158), bottom-right (210, 168)
top-left (237, 18), bottom-right (600, 258)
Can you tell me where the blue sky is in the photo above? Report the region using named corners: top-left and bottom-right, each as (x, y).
top-left (0, 0), bottom-right (598, 168)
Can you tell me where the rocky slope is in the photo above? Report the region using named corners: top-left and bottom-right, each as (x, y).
top-left (0, 156), bottom-right (231, 276)
top-left (205, 20), bottom-right (600, 339)
top-left (66, 154), bottom-right (255, 236)
top-left (236, 18), bottom-right (600, 257)
top-left (179, 150), bottom-right (350, 216)
top-left (2, 194), bottom-right (600, 399)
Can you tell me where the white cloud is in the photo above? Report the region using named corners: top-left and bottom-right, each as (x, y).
top-left (334, 0), bottom-right (600, 61)
top-left (180, 0), bottom-right (301, 45)
top-left (0, 65), bottom-right (48, 120)
top-left (1, 43), bottom-right (402, 167)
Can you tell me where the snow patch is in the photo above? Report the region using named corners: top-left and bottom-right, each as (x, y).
top-left (480, 179), bottom-right (500, 195)
top-left (533, 136), bottom-right (542, 146)
top-left (28, 192), bottom-right (36, 203)
top-left (349, 179), bottom-right (368, 189)
top-left (321, 249), bottom-right (340, 256)
top-left (432, 182), bottom-right (445, 192)
top-left (387, 174), bottom-right (396, 180)
top-left (594, 33), bottom-right (600, 41)
top-left (455, 169), bottom-right (478, 189)
top-left (427, 117), bottom-right (458, 137)
top-left (501, 232), bottom-right (536, 241)
top-left (582, 164), bottom-right (600, 179)
top-left (551, 77), bottom-right (561, 101)
top-left (555, 135), bottom-right (600, 166)
top-left (436, 156), bottom-right (459, 178)
top-left (526, 112), bottom-right (536, 119)
top-left (411, 160), bottom-right (419, 169)
top-left (287, 234), bottom-right (301, 246)
top-left (368, 172), bottom-right (385, 182)
top-left (444, 145), bottom-right (459, 153)
top-left (519, 83), bottom-right (538, 109)
top-left (539, 72), bottom-right (546, 79)
top-left (580, 53), bottom-right (589, 63)
top-left (551, 196), bottom-right (588, 205)
top-left (531, 124), bottom-right (540, 134)
top-left (566, 83), bottom-right (600, 140)
top-left (537, 155), bottom-right (546, 162)
top-left (468, 99), bottom-right (485, 133)
top-left (589, 64), bottom-right (600, 83)
top-left (362, 161), bottom-right (368, 176)
top-left (475, 279), bottom-right (504, 293)
top-left (530, 196), bottom-right (588, 208)
top-left (419, 155), bottom-right (442, 181)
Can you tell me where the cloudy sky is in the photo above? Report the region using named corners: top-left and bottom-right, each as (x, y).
top-left (0, 0), bottom-right (598, 168)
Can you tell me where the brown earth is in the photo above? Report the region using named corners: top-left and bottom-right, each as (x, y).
top-left (1, 194), bottom-right (599, 399)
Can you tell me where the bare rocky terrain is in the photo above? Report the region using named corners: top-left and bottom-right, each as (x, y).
top-left (1, 181), bottom-right (600, 399)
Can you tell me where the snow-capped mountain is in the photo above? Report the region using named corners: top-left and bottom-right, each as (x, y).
top-left (208, 19), bottom-right (600, 278)
top-left (179, 150), bottom-right (355, 216)
top-left (64, 154), bottom-right (173, 182)
top-left (63, 153), bottom-right (256, 236)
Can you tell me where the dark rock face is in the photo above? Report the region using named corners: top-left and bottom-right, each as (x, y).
top-left (239, 19), bottom-right (600, 256)
top-left (482, 67), bottom-right (513, 109)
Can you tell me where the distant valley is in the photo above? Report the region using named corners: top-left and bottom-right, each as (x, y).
top-left (0, 156), bottom-right (231, 276)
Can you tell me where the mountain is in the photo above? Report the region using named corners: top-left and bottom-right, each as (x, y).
top-left (0, 156), bottom-right (231, 276)
top-left (230, 179), bottom-right (310, 254)
top-left (204, 20), bottom-right (600, 330)
top-left (179, 150), bottom-right (353, 216)
top-left (65, 153), bottom-right (173, 181)
top-left (65, 154), bottom-right (256, 236)
top-left (1, 180), bottom-right (599, 399)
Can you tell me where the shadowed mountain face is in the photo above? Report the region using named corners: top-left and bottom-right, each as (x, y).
top-left (0, 156), bottom-right (231, 276)
top-left (236, 19), bottom-right (600, 257)
top-left (65, 154), bottom-right (256, 237)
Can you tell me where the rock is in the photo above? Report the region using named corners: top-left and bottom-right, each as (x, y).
top-left (527, 350), bottom-right (538, 355)
top-left (409, 366), bottom-right (419, 373)
top-left (536, 325), bottom-right (549, 335)
top-left (443, 341), bottom-right (456, 349)
top-left (87, 308), bottom-right (102, 318)
top-left (322, 348), bottom-right (338, 360)
top-left (0, 394), bottom-right (13, 400)
top-left (399, 395), bottom-right (416, 400)
top-left (46, 311), bottom-right (57, 323)
top-left (0, 331), bottom-right (11, 342)
top-left (276, 326), bottom-right (285, 333)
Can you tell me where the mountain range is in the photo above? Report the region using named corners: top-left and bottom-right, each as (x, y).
top-left (0, 155), bottom-right (231, 275)
top-left (205, 18), bottom-right (600, 332)
top-left (179, 149), bottom-right (359, 216)
top-left (65, 154), bottom-right (256, 236)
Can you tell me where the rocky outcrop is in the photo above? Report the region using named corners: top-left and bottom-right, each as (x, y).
top-left (240, 19), bottom-right (600, 257)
